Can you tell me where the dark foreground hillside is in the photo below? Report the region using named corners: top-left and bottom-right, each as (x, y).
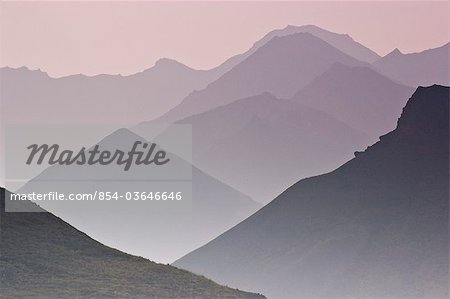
top-left (0, 189), bottom-right (264, 299)
top-left (175, 85), bottom-right (449, 298)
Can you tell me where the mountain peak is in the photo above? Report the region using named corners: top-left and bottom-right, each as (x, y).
top-left (153, 58), bottom-right (193, 70)
top-left (297, 24), bottom-right (352, 38)
top-left (387, 48), bottom-right (403, 57)
top-left (262, 31), bottom-right (336, 52)
top-left (394, 85), bottom-right (449, 141)
top-left (155, 57), bottom-right (180, 65)
top-left (265, 24), bottom-right (379, 63)
top-left (94, 127), bottom-right (148, 151)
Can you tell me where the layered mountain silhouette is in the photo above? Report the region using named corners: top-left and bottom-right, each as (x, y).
top-left (294, 63), bottom-right (415, 139)
top-left (374, 43), bottom-right (450, 87)
top-left (171, 92), bottom-right (369, 203)
top-left (1, 25), bottom-right (378, 126)
top-left (174, 85), bottom-right (449, 298)
top-left (0, 188), bottom-right (264, 298)
top-left (16, 128), bottom-right (260, 263)
top-left (1, 59), bottom-right (221, 124)
top-left (4, 22), bottom-right (449, 298)
top-left (153, 32), bottom-right (367, 123)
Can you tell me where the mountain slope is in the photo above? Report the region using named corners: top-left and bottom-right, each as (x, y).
top-left (373, 43), bottom-right (450, 87)
top-left (16, 128), bottom-right (261, 263)
top-left (0, 188), bottom-right (264, 298)
top-left (294, 63), bottom-right (415, 139)
top-left (154, 32), bottom-right (367, 123)
top-left (174, 92), bottom-right (369, 204)
top-left (1, 59), bottom-right (220, 125)
top-left (174, 85), bottom-right (449, 298)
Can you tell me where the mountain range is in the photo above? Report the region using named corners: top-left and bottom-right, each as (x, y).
top-left (3, 23), bottom-right (449, 298)
top-left (0, 60), bottom-right (219, 125)
top-left (142, 57), bottom-right (416, 205)
top-left (0, 25), bottom-right (381, 126)
top-left (153, 32), bottom-right (368, 123)
top-left (174, 85), bottom-right (450, 298)
top-left (2, 25), bottom-right (447, 127)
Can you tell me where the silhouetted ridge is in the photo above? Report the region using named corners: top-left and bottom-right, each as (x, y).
top-left (395, 85), bottom-right (449, 140)
top-left (361, 85), bottom-right (450, 160)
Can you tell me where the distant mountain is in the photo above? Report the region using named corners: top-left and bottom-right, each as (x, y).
top-left (293, 63), bottom-right (415, 140)
top-left (214, 24), bottom-right (380, 76)
top-left (153, 32), bottom-right (367, 123)
top-left (174, 85), bottom-right (449, 298)
top-left (1, 59), bottom-right (221, 124)
top-left (1, 25), bottom-right (378, 126)
top-left (250, 25), bottom-right (380, 63)
top-left (373, 43), bottom-right (450, 87)
top-left (0, 189), bottom-right (264, 298)
top-left (16, 128), bottom-right (261, 263)
top-left (170, 92), bottom-right (369, 204)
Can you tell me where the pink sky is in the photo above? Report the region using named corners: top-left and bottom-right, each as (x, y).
top-left (1, 1), bottom-right (448, 77)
